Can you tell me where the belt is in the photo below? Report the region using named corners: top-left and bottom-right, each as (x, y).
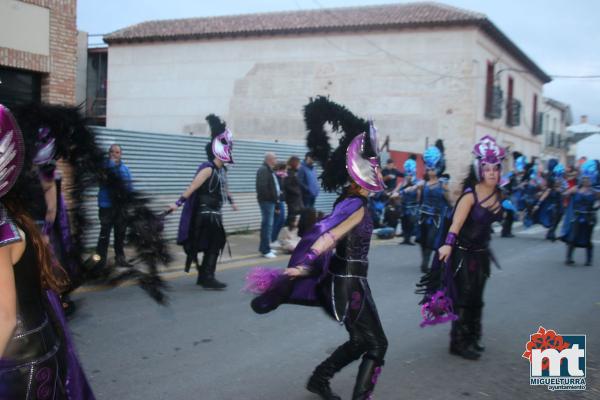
top-left (329, 255), bottom-right (368, 278)
top-left (2, 315), bottom-right (61, 369)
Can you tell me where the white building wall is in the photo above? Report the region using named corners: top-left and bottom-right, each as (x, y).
top-left (472, 31), bottom-right (544, 166)
top-left (107, 27), bottom-right (481, 189)
top-left (107, 26), bottom-right (549, 195)
top-left (539, 101), bottom-right (567, 164)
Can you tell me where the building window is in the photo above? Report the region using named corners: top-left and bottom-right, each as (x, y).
top-left (485, 61), bottom-right (494, 118)
top-left (506, 76), bottom-right (514, 126)
top-left (0, 67), bottom-right (41, 107)
top-left (531, 94), bottom-right (538, 134)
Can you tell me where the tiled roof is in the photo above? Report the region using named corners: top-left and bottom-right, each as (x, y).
top-left (104, 2), bottom-right (551, 83)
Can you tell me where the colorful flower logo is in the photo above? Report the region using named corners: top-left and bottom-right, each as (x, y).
top-left (522, 326), bottom-right (571, 371)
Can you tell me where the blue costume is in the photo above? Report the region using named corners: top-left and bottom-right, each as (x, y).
top-left (561, 160), bottom-right (598, 266)
top-left (418, 145), bottom-right (450, 272)
top-left (399, 158), bottom-right (420, 245)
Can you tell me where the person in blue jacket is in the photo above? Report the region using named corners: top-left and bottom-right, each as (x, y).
top-left (297, 152), bottom-right (320, 208)
top-left (95, 143), bottom-right (133, 268)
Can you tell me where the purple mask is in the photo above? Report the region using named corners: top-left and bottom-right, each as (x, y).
top-left (346, 132), bottom-right (385, 192)
top-left (0, 105), bottom-right (25, 198)
top-left (212, 128), bottom-right (234, 164)
top-left (472, 135), bottom-right (506, 181)
top-left (32, 127), bottom-right (56, 165)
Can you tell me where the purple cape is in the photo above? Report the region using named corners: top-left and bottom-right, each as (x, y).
top-left (46, 290), bottom-right (95, 399)
top-left (177, 162), bottom-right (213, 245)
top-left (251, 196), bottom-right (364, 313)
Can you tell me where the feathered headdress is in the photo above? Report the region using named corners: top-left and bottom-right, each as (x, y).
top-left (11, 103), bottom-right (172, 304)
top-left (580, 159), bottom-right (598, 183)
top-left (206, 114), bottom-right (233, 164)
top-left (472, 135), bottom-right (506, 181)
top-left (404, 155), bottom-right (417, 178)
top-left (304, 96), bottom-right (383, 192)
top-left (514, 152), bottom-right (526, 173)
top-left (423, 144), bottom-right (444, 175)
top-left (0, 105), bottom-right (25, 198)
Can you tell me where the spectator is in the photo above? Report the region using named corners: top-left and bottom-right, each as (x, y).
top-left (283, 156), bottom-right (304, 224)
top-left (256, 152), bottom-right (279, 258)
top-left (271, 162), bottom-right (287, 246)
top-left (278, 215), bottom-right (301, 254)
top-left (297, 152), bottom-right (320, 208)
top-left (381, 158), bottom-right (403, 191)
top-left (96, 144), bottom-right (133, 268)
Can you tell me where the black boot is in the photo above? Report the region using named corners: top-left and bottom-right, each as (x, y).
top-left (501, 211), bottom-right (514, 237)
top-left (185, 253), bottom-right (199, 273)
top-left (197, 253), bottom-right (227, 289)
top-left (585, 246), bottom-right (593, 267)
top-left (307, 342), bottom-right (362, 400)
top-left (565, 245), bottom-right (575, 265)
top-left (449, 309), bottom-right (480, 360)
top-left (351, 357), bottom-right (383, 400)
top-left (469, 307), bottom-right (485, 352)
top-left (420, 248), bottom-right (431, 273)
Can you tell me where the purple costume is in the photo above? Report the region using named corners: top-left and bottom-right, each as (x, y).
top-left (419, 187), bottom-right (502, 359)
top-left (0, 212), bottom-right (95, 399)
top-left (251, 195), bottom-right (387, 400)
top-left (249, 95), bottom-right (389, 400)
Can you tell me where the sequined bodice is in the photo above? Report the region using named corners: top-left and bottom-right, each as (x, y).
top-left (196, 163), bottom-right (226, 210)
top-left (422, 182), bottom-right (447, 211)
top-left (573, 191), bottom-right (596, 212)
top-left (458, 189), bottom-right (502, 250)
top-left (402, 186), bottom-right (418, 206)
top-left (335, 205), bottom-right (373, 262)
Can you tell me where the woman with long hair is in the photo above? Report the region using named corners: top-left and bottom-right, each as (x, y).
top-left (0, 104), bottom-right (95, 399)
top-left (417, 135), bottom-right (505, 361)
top-left (247, 97), bottom-right (388, 400)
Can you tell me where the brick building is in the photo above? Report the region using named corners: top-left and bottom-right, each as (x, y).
top-left (0, 0), bottom-right (77, 106)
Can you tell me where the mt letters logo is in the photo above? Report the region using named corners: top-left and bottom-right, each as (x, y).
top-left (522, 326), bottom-right (586, 391)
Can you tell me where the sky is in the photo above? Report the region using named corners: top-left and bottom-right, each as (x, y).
top-left (78, 0), bottom-right (600, 125)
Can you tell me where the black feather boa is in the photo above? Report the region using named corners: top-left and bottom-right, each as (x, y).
top-left (12, 103), bottom-right (172, 304)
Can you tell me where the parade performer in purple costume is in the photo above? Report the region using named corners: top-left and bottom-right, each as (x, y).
top-left (561, 160), bottom-right (599, 266)
top-left (169, 114), bottom-right (237, 290)
top-left (247, 97), bottom-right (388, 400)
top-left (0, 104), bottom-right (95, 399)
top-left (417, 141), bottom-right (451, 273)
top-left (417, 135), bottom-right (505, 361)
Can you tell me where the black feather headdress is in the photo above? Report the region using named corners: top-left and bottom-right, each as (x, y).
top-left (11, 103), bottom-right (172, 304)
top-left (206, 114), bottom-right (227, 139)
top-left (303, 96), bottom-right (371, 192)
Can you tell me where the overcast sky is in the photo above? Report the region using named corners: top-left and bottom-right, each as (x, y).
top-left (78, 0), bottom-right (600, 125)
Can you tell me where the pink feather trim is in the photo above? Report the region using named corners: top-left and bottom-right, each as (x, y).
top-left (244, 267), bottom-right (284, 294)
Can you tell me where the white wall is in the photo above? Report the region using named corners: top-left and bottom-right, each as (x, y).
top-left (472, 30), bottom-right (544, 163)
top-left (107, 27), bottom-right (482, 186)
top-left (576, 134), bottom-right (600, 160)
top-left (106, 26), bottom-right (548, 194)
top-left (75, 31), bottom-right (88, 106)
top-left (0, 0), bottom-right (49, 55)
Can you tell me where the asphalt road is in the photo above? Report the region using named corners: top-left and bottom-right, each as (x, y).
top-left (70, 225), bottom-right (600, 400)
